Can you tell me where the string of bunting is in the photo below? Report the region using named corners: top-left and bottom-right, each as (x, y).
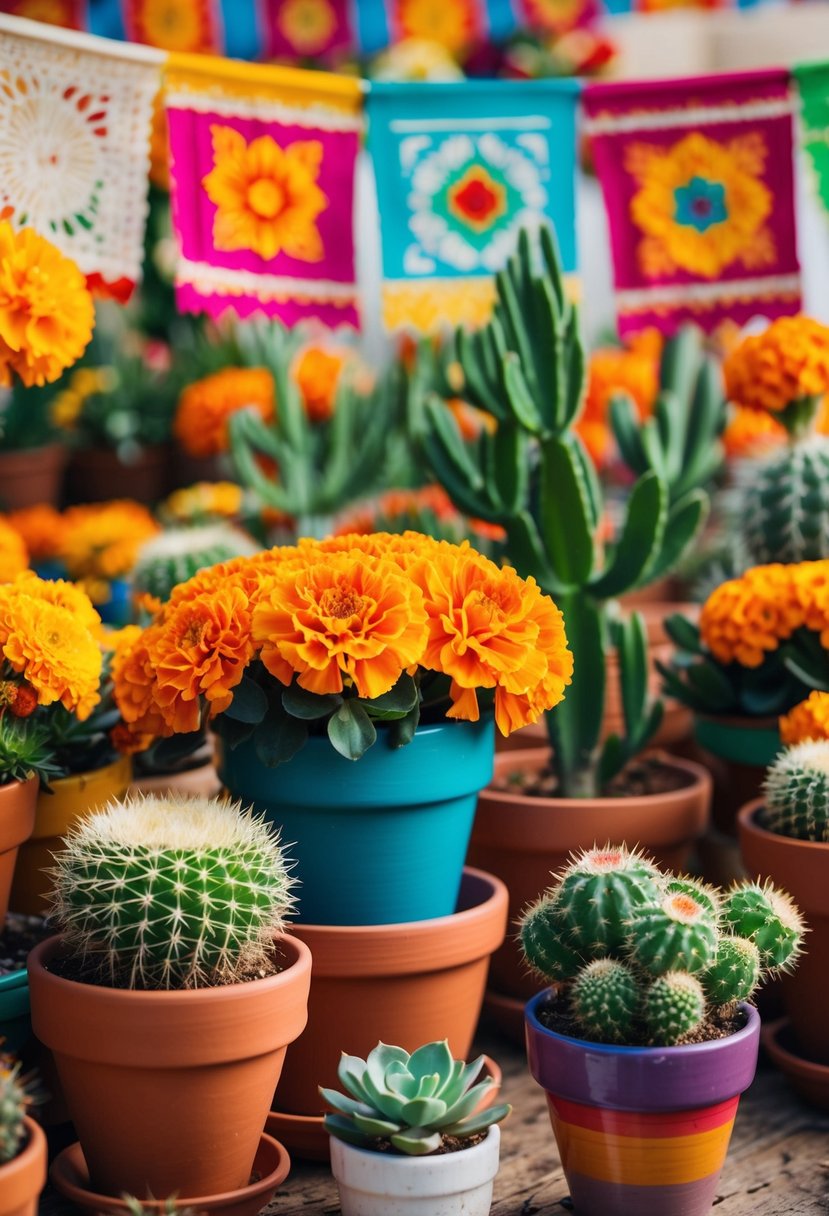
top-left (0, 10), bottom-right (826, 343)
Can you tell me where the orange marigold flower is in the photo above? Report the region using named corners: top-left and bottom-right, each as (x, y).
top-left (447, 398), bottom-right (496, 442)
top-left (294, 346), bottom-right (344, 424)
top-left (8, 572), bottom-right (103, 637)
top-left (0, 681), bottom-right (37, 719)
top-left (0, 222), bottom-right (94, 388)
top-left (110, 722), bottom-right (156, 756)
top-left (724, 317), bottom-right (829, 414)
top-left (699, 564), bottom-right (803, 667)
top-left (792, 559), bottom-right (829, 648)
top-left (0, 585), bottom-right (102, 719)
top-left (111, 624), bottom-right (169, 738)
top-left (5, 505), bottom-right (67, 562)
top-left (252, 551), bottom-right (428, 700)
top-left (779, 691), bottom-right (829, 745)
top-left (175, 367), bottom-right (275, 458)
top-left (60, 501), bottom-right (160, 583)
top-left (148, 586), bottom-right (255, 732)
top-left (0, 518), bottom-right (28, 584)
top-left (722, 404), bottom-right (787, 460)
top-left (162, 481), bottom-right (244, 523)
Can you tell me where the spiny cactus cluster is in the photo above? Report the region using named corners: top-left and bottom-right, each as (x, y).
top-left (321, 1041), bottom-right (510, 1156)
top-left (132, 524), bottom-right (258, 603)
top-left (739, 435), bottom-right (829, 564)
top-left (520, 845), bottom-right (804, 1046)
top-left (0, 1062), bottom-right (27, 1165)
top-left (763, 741), bottom-right (829, 843)
top-left (50, 794), bottom-right (296, 990)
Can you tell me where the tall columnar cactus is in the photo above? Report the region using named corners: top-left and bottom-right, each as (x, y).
top-left (519, 845), bottom-right (803, 1046)
top-left (763, 741), bottom-right (829, 843)
top-left (417, 230), bottom-right (712, 798)
top-left (0, 1064), bottom-right (27, 1165)
top-left (133, 524), bottom-right (259, 603)
top-left (50, 795), bottom-right (296, 990)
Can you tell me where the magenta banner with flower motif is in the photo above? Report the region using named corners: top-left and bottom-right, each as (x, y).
top-left (261, 0), bottom-right (355, 62)
top-left (164, 53), bottom-right (362, 328)
top-left (584, 70), bottom-right (801, 339)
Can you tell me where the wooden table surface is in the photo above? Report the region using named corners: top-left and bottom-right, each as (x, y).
top-left (40, 1022), bottom-right (829, 1216)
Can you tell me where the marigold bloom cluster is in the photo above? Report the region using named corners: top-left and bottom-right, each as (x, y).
top-left (700, 560), bottom-right (829, 667)
top-left (780, 691), bottom-right (829, 745)
top-left (59, 502), bottom-right (160, 584)
top-left (722, 404), bottom-right (787, 460)
top-left (293, 346), bottom-right (345, 424)
top-left (162, 481), bottom-right (244, 524)
top-left (0, 573), bottom-right (102, 719)
top-left (4, 505), bottom-right (68, 563)
top-left (724, 317), bottom-right (829, 415)
top-left (113, 533), bottom-right (572, 741)
top-left (0, 519), bottom-right (28, 585)
top-left (0, 223), bottom-right (94, 388)
top-left (175, 367), bottom-right (276, 458)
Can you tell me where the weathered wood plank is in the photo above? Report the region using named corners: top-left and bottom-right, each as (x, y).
top-left (38, 1027), bottom-right (829, 1215)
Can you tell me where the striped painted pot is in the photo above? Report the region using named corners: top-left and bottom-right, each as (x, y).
top-left (525, 992), bottom-right (761, 1216)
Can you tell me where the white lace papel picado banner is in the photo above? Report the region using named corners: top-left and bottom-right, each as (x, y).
top-left (0, 14), bottom-right (163, 301)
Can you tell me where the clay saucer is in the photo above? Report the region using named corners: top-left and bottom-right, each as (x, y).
top-left (50, 1132), bottom-right (290, 1216)
top-left (482, 988), bottom-right (526, 1044)
top-left (267, 1053), bottom-right (504, 1161)
top-left (763, 1018), bottom-right (829, 1111)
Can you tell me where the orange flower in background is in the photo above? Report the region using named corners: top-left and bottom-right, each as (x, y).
top-left (0, 519), bottom-right (28, 584)
top-left (5, 505), bottom-right (67, 562)
top-left (0, 223), bottom-right (94, 388)
top-left (162, 481), bottom-right (244, 523)
top-left (780, 691), bottom-right (829, 745)
top-left (60, 502), bottom-right (160, 583)
top-left (112, 624), bottom-right (169, 737)
top-left (294, 346), bottom-right (344, 423)
top-left (447, 398), bottom-right (496, 442)
top-left (724, 316), bottom-right (829, 414)
top-left (253, 550), bottom-right (428, 699)
top-left (128, 0), bottom-right (219, 52)
top-left (700, 563), bottom-right (803, 667)
top-left (0, 579), bottom-right (102, 719)
top-left (8, 573), bottom-right (103, 637)
top-left (792, 559), bottom-right (829, 648)
top-left (722, 404), bottom-right (787, 460)
top-left (578, 338), bottom-right (660, 467)
top-left (203, 127), bottom-right (327, 262)
top-left (175, 367), bottom-right (275, 458)
top-left (395, 0), bottom-right (480, 53)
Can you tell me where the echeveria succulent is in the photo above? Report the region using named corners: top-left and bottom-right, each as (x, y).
top-left (321, 1040), bottom-right (511, 1156)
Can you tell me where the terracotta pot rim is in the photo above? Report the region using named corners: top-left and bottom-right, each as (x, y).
top-left (762, 1017), bottom-right (829, 1080)
top-left (695, 713), bottom-right (779, 731)
top-left (738, 799), bottom-right (829, 853)
top-left (0, 775), bottom-right (38, 856)
top-left (0, 775), bottom-right (38, 798)
top-left (0, 1116), bottom-right (47, 1203)
top-left (484, 751), bottom-right (710, 811)
top-left (286, 866), bottom-right (508, 976)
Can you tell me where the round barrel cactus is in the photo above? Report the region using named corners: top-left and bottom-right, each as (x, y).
top-left (739, 437), bottom-right (829, 563)
top-left (0, 1064), bottom-right (26, 1164)
top-left (133, 524), bottom-right (258, 603)
top-left (764, 741), bottom-right (829, 843)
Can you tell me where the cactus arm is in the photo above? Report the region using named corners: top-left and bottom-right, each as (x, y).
top-left (495, 264), bottom-right (542, 407)
top-left (640, 490), bottom-right (708, 587)
top-left (228, 415), bottom-right (295, 514)
top-left (547, 593), bottom-right (606, 798)
top-left (423, 395), bottom-right (487, 493)
top-left (661, 325), bottom-right (703, 406)
top-left (502, 352), bottom-right (545, 434)
top-left (540, 223), bottom-right (567, 312)
top-left (590, 472), bottom-right (667, 599)
top-left (610, 393), bottom-right (646, 471)
top-left (486, 424), bottom-right (528, 517)
top-left (456, 323), bottom-right (510, 421)
top-left (505, 512), bottom-right (560, 590)
top-left (569, 431), bottom-right (602, 532)
top-left (539, 436), bottom-right (594, 587)
top-left (561, 305), bottom-right (586, 432)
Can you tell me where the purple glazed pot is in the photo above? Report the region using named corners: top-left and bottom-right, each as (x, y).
top-left (525, 991), bottom-right (761, 1216)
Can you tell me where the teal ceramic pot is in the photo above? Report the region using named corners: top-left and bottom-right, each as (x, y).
top-left (217, 718), bottom-right (495, 926)
top-left (0, 970), bottom-right (31, 1053)
top-left (694, 714), bottom-right (781, 838)
top-left (97, 579), bottom-right (132, 627)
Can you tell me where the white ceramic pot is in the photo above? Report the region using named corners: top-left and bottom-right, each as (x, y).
top-left (329, 1125), bottom-right (501, 1216)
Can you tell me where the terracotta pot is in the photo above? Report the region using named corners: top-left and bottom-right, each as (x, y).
top-left (526, 993), bottom-right (760, 1216)
top-left (128, 760), bottom-right (220, 800)
top-left (0, 1117), bottom-right (47, 1216)
top-left (762, 1018), bottom-right (829, 1111)
top-left (694, 715), bottom-right (780, 838)
top-left (272, 868), bottom-right (507, 1117)
top-left (10, 756), bottom-right (132, 916)
top-left (0, 779), bottom-right (37, 925)
top-left (738, 799), bottom-right (829, 1064)
top-left (28, 933), bottom-right (312, 1199)
top-left (0, 445), bottom-right (66, 511)
top-left (64, 444), bottom-right (171, 506)
top-left (469, 751), bottom-right (711, 1003)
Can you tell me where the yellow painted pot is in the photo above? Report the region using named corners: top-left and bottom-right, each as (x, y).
top-left (9, 756), bottom-right (132, 916)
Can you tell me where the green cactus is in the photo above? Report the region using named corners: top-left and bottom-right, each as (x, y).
top-left (518, 847), bottom-right (803, 1046)
top-left (611, 325), bottom-right (726, 505)
top-left (701, 936), bottom-right (761, 1004)
top-left (228, 321), bottom-right (414, 538)
top-left (644, 972), bottom-right (706, 1044)
top-left (50, 794), bottom-right (296, 990)
top-left (133, 524), bottom-right (259, 603)
top-left (0, 1063), bottom-right (27, 1164)
top-left (571, 959), bottom-right (639, 1042)
top-left (417, 229), bottom-right (712, 798)
top-left (554, 846), bottom-right (661, 955)
top-left (520, 895), bottom-right (582, 982)
top-left (763, 741), bottom-right (829, 843)
top-left (321, 1040), bottom-right (511, 1156)
top-left (629, 889), bottom-right (719, 975)
top-left (739, 435), bottom-right (829, 564)
top-left (723, 882), bottom-right (805, 973)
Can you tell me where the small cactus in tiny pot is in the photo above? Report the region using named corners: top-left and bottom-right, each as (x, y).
top-left (321, 1041), bottom-right (511, 1156)
top-left (520, 845), bottom-right (804, 1046)
top-left (762, 741), bottom-right (829, 843)
top-left (0, 1061), bottom-right (27, 1165)
top-left (50, 794), bottom-right (296, 990)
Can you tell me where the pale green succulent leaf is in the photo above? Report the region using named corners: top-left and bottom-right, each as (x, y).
top-left (400, 1096), bottom-right (448, 1126)
top-left (323, 1114), bottom-right (373, 1149)
top-left (352, 1113), bottom-right (404, 1138)
top-left (443, 1104), bottom-right (512, 1138)
top-left (407, 1040), bottom-right (454, 1082)
top-left (439, 1079), bottom-right (495, 1126)
top-left (318, 1088), bottom-right (376, 1119)
top-left (390, 1128), bottom-right (443, 1156)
